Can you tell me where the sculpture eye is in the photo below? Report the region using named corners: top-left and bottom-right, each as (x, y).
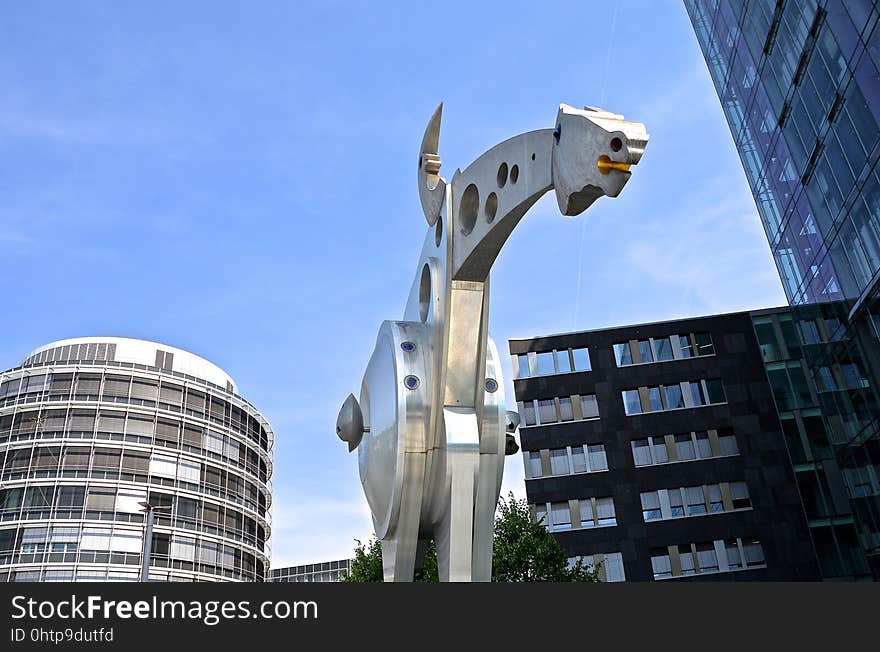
top-left (404, 375), bottom-right (420, 390)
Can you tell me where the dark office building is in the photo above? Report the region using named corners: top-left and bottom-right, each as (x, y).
top-left (510, 310), bottom-right (820, 581)
top-left (684, 0), bottom-right (880, 578)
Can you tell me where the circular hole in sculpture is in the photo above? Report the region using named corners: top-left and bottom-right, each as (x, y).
top-left (485, 378), bottom-right (498, 393)
top-left (401, 341), bottom-right (416, 353)
top-left (610, 137), bottom-right (622, 152)
top-left (459, 183), bottom-right (479, 235)
top-left (497, 162), bottom-right (508, 188)
top-left (435, 216), bottom-right (443, 247)
top-left (485, 192), bottom-right (498, 223)
top-left (531, 152), bottom-right (536, 161)
top-left (510, 164), bottom-right (519, 184)
top-left (419, 263), bottom-right (431, 323)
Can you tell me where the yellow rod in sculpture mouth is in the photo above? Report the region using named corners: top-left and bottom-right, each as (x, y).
top-left (597, 155), bottom-right (632, 174)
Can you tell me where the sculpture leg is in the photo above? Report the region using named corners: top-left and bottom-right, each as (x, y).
top-left (381, 451), bottom-right (425, 581)
top-left (472, 451), bottom-right (502, 581)
top-left (435, 407), bottom-right (480, 581)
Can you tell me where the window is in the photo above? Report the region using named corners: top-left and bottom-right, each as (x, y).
top-left (556, 350), bottom-right (572, 373)
top-left (705, 379), bottom-right (726, 404)
top-left (622, 390), bottom-right (642, 415)
top-left (725, 539), bottom-right (743, 569)
top-left (588, 445), bottom-right (607, 471)
top-left (550, 449), bottom-right (569, 475)
top-left (638, 340), bottom-right (654, 363)
top-left (550, 502), bottom-right (571, 530)
top-left (654, 337), bottom-right (674, 361)
top-left (602, 552), bottom-right (626, 582)
top-left (522, 401), bottom-right (536, 426)
top-left (653, 437), bottom-right (669, 463)
top-left (537, 399), bottom-right (557, 424)
top-left (730, 481), bottom-right (751, 509)
top-left (558, 397), bottom-right (573, 422)
top-left (641, 491), bottom-right (661, 521)
top-left (632, 439), bottom-right (652, 466)
top-left (708, 484), bottom-right (723, 512)
top-left (675, 434), bottom-right (696, 461)
top-left (580, 395), bottom-right (599, 419)
top-left (571, 348), bottom-right (591, 371)
top-left (696, 543), bottom-right (719, 573)
top-left (695, 431), bottom-right (712, 458)
top-left (595, 497), bottom-right (616, 526)
top-left (86, 488), bottom-right (116, 512)
top-left (679, 335), bottom-right (694, 358)
top-left (536, 352), bottom-right (555, 376)
top-left (535, 504), bottom-right (548, 526)
top-left (685, 486), bottom-right (707, 515)
top-left (679, 545), bottom-right (696, 575)
top-left (689, 381), bottom-right (706, 406)
top-left (571, 446), bottom-right (587, 473)
top-left (515, 354), bottom-right (530, 378)
top-left (651, 550), bottom-right (672, 579)
top-left (647, 387), bottom-right (663, 412)
top-left (155, 350), bottom-right (174, 371)
top-left (613, 343), bottom-right (632, 366)
top-left (664, 384), bottom-right (685, 409)
top-left (149, 454), bottom-right (178, 479)
top-left (525, 451), bottom-right (542, 479)
top-left (668, 489), bottom-right (685, 517)
top-left (694, 332), bottom-right (714, 356)
top-left (115, 489), bottom-right (146, 513)
top-left (743, 540), bottom-right (765, 567)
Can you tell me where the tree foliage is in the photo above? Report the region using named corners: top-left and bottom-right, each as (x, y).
top-left (343, 493), bottom-right (599, 582)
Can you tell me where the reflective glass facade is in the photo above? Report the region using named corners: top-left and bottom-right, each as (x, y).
top-left (269, 559), bottom-right (353, 583)
top-left (0, 338), bottom-right (273, 582)
top-left (685, 0), bottom-right (880, 577)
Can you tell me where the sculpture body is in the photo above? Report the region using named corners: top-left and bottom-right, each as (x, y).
top-left (337, 103), bottom-right (649, 581)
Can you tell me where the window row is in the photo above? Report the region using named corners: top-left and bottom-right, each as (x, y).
top-left (524, 444), bottom-right (608, 479)
top-left (1, 564), bottom-right (261, 582)
top-left (631, 429), bottom-right (739, 467)
top-left (0, 446), bottom-right (268, 515)
top-left (534, 497), bottom-right (617, 531)
top-left (0, 409), bottom-right (269, 481)
top-left (0, 371), bottom-right (269, 450)
top-left (640, 481), bottom-right (752, 522)
top-left (650, 537), bottom-right (765, 580)
top-left (613, 332), bottom-right (714, 367)
top-left (23, 342), bottom-right (117, 367)
top-left (0, 525), bottom-right (263, 580)
top-left (842, 465), bottom-right (880, 499)
top-left (0, 485), bottom-right (267, 549)
top-left (567, 552), bottom-right (626, 582)
top-left (514, 347), bottom-right (591, 379)
top-left (518, 394), bottom-right (599, 427)
top-left (622, 379), bottom-right (726, 415)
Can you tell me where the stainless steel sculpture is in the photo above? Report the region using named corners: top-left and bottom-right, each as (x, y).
top-left (336, 103), bottom-right (649, 581)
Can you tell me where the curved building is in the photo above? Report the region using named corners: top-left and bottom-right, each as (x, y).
top-left (0, 337), bottom-right (272, 582)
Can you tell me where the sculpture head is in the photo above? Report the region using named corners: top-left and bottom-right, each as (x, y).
top-left (551, 104), bottom-right (649, 216)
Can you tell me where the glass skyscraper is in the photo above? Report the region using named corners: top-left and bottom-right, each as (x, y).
top-left (685, 0), bottom-right (880, 578)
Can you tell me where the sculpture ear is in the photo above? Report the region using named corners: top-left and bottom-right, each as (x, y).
top-left (336, 393), bottom-right (364, 452)
top-left (418, 103), bottom-right (446, 226)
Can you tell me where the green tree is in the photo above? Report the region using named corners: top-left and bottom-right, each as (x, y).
top-left (343, 493), bottom-right (599, 582)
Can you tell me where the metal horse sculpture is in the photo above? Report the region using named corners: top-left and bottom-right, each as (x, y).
top-left (336, 103), bottom-right (649, 581)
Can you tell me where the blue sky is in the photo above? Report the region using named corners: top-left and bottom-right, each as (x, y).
top-left (0, 1), bottom-right (786, 566)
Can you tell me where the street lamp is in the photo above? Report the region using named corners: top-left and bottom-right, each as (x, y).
top-left (138, 501), bottom-right (172, 582)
